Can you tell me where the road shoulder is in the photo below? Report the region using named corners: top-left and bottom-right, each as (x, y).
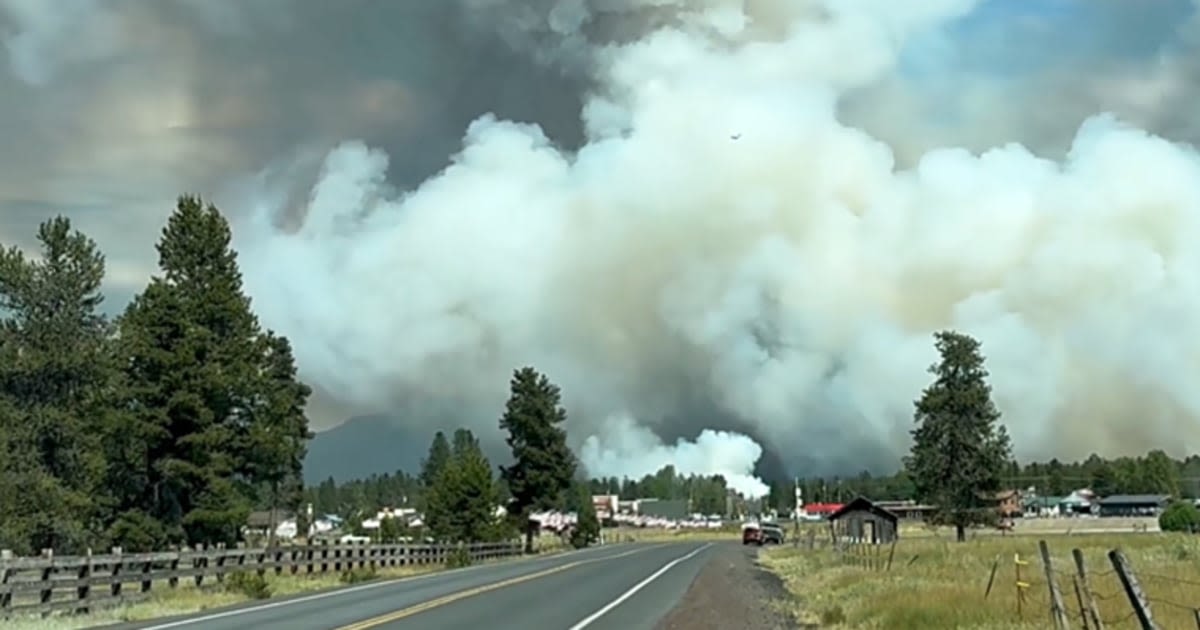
top-left (653, 543), bottom-right (795, 630)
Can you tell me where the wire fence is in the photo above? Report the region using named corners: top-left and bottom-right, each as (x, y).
top-left (789, 526), bottom-right (1198, 629)
top-left (1000, 540), bottom-right (1198, 629)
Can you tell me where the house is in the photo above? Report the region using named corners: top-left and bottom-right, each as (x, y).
top-left (828, 497), bottom-right (899, 544)
top-left (1023, 496), bottom-right (1066, 518)
top-left (1060, 489), bottom-right (1096, 515)
top-left (1097, 495), bottom-right (1171, 517)
top-left (994, 490), bottom-right (1022, 518)
top-left (873, 500), bottom-right (937, 520)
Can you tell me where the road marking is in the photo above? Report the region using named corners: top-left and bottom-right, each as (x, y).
top-left (566, 542), bottom-right (713, 630)
top-left (138, 544), bottom-right (634, 630)
top-left (334, 545), bottom-right (660, 630)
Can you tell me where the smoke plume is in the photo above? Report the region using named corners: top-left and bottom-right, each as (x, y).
top-left (6, 1), bottom-right (1200, 493)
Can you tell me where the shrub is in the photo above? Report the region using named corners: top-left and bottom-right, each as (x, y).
top-left (446, 546), bottom-right (473, 569)
top-left (225, 571), bottom-right (272, 599)
top-left (1159, 501), bottom-right (1200, 533)
top-left (339, 566), bottom-right (378, 584)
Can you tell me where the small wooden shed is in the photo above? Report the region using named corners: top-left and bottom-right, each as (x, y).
top-left (828, 496), bottom-right (899, 544)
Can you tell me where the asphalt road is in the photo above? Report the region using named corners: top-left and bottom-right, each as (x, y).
top-left (115, 541), bottom-right (719, 630)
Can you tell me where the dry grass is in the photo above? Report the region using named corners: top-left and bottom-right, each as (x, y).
top-left (761, 528), bottom-right (1200, 629)
top-left (898, 517), bottom-right (1159, 538)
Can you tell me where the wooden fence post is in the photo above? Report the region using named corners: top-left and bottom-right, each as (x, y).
top-left (1038, 539), bottom-right (1070, 629)
top-left (75, 548), bottom-right (92, 614)
top-left (1108, 548), bottom-right (1157, 630)
top-left (985, 555), bottom-right (1000, 598)
top-left (1071, 575), bottom-right (1090, 630)
top-left (1072, 549), bottom-right (1105, 630)
top-left (1, 549), bottom-right (13, 615)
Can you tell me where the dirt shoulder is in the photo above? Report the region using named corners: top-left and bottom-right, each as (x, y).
top-left (655, 543), bottom-right (795, 630)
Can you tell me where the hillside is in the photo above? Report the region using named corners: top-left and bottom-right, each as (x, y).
top-left (302, 415), bottom-right (428, 484)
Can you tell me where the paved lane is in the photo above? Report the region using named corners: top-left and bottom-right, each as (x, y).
top-left (359, 542), bottom-right (715, 630)
top-left (112, 542), bottom-right (717, 630)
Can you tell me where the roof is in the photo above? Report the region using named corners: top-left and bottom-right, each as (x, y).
top-left (828, 496), bottom-right (899, 523)
top-left (1024, 496), bottom-right (1066, 507)
top-left (246, 509), bottom-right (294, 528)
top-left (803, 503), bottom-right (844, 513)
top-left (1098, 494), bottom-right (1171, 505)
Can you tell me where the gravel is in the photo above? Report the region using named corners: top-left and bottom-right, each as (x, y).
top-left (654, 543), bottom-right (796, 630)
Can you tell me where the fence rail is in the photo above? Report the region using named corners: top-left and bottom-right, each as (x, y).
top-left (0, 541), bottom-right (522, 618)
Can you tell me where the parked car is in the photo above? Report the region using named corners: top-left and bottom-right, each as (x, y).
top-left (759, 523), bottom-right (785, 545)
top-left (741, 523), bottom-right (762, 545)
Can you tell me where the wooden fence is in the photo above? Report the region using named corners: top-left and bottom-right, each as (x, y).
top-left (0, 541), bottom-right (522, 618)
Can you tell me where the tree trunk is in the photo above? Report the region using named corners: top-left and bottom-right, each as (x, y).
top-left (267, 479), bottom-right (279, 549)
top-left (524, 521), bottom-right (535, 554)
top-left (955, 523), bottom-right (965, 542)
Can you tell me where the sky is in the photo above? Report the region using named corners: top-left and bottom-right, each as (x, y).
top-left (2, 0), bottom-right (1200, 487)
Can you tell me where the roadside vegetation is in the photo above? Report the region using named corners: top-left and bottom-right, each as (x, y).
top-left (762, 532), bottom-right (1200, 629)
top-left (761, 330), bottom-right (1200, 628)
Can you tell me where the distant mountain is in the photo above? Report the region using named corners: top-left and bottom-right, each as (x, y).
top-left (302, 415), bottom-right (428, 484)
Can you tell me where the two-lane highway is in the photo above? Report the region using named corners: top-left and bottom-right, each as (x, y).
top-left (123, 542), bottom-right (719, 630)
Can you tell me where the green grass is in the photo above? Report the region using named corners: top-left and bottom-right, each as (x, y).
top-left (760, 528), bottom-right (1200, 629)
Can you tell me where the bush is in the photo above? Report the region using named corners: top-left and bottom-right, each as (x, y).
top-left (1159, 501), bottom-right (1200, 533)
top-left (339, 566), bottom-right (378, 584)
top-left (446, 546), bottom-right (473, 569)
top-left (225, 571), bottom-right (272, 599)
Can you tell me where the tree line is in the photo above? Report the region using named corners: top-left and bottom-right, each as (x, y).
top-left (0, 199), bottom-right (311, 555)
top-left (764, 450), bottom-right (1200, 512)
top-left (0, 198), bottom-right (595, 556)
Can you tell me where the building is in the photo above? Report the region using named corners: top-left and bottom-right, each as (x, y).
top-left (873, 500), bottom-right (937, 520)
top-left (994, 490), bottom-right (1022, 518)
top-left (1023, 496), bottom-right (1066, 518)
top-left (1097, 494), bottom-right (1171, 517)
top-left (828, 497), bottom-right (899, 544)
top-left (801, 502), bottom-right (844, 519)
top-left (637, 498), bottom-right (690, 520)
top-left (592, 495), bottom-right (619, 519)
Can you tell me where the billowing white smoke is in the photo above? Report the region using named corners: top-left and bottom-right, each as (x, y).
top-left (233, 0), bottom-right (1200, 486)
top-left (580, 414), bottom-right (769, 497)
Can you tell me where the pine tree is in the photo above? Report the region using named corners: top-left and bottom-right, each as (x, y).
top-left (424, 429), bottom-right (500, 542)
top-left (114, 196), bottom-right (310, 546)
top-left (904, 330), bottom-right (1012, 542)
top-left (570, 484), bottom-right (600, 549)
top-left (0, 217), bottom-right (115, 553)
top-left (498, 367), bottom-right (577, 552)
top-left (419, 431), bottom-right (451, 489)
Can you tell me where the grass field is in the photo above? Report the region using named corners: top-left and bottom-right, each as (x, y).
top-left (761, 524), bottom-right (1200, 629)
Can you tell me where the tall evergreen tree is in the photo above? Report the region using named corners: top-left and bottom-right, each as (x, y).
top-left (113, 196), bottom-right (310, 546)
top-left (245, 333), bottom-right (313, 545)
top-left (0, 217), bottom-right (115, 553)
top-left (498, 367), bottom-right (577, 552)
top-left (423, 428), bottom-right (499, 542)
top-left (905, 330), bottom-right (1012, 542)
top-left (419, 431), bottom-right (451, 489)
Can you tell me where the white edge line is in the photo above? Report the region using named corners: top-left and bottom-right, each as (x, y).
top-left (566, 542), bottom-right (713, 630)
top-left (139, 543), bottom-right (638, 630)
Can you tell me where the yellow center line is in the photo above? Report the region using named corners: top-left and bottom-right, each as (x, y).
top-left (334, 545), bottom-right (663, 630)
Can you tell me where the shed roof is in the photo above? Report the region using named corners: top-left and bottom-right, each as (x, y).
top-left (1097, 494), bottom-right (1171, 505)
top-left (828, 496), bottom-right (899, 523)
